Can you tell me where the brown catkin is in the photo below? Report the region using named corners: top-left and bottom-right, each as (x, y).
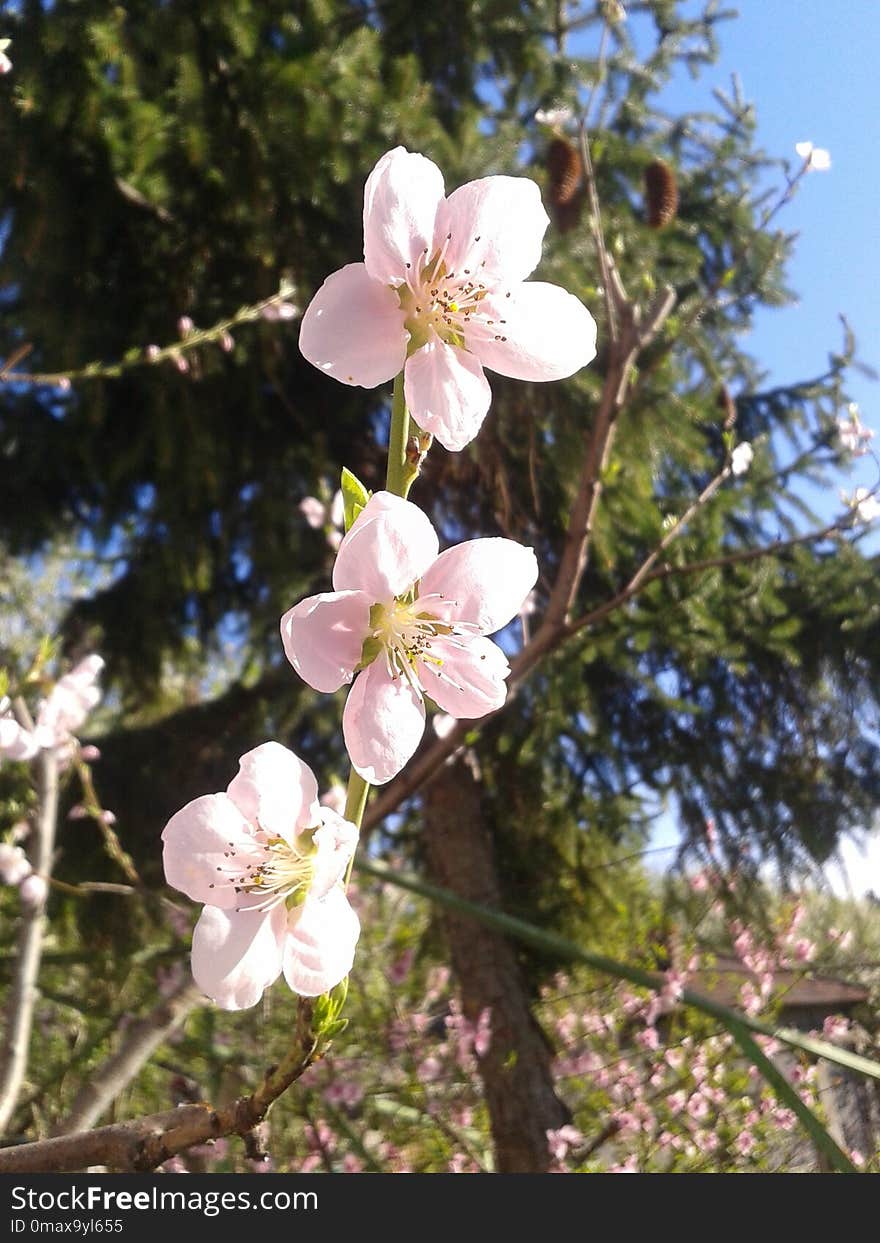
top-left (644, 159), bottom-right (678, 228)
top-left (718, 384), bottom-right (737, 430)
top-left (546, 137), bottom-right (582, 207)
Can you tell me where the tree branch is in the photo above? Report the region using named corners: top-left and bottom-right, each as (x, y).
top-left (55, 976), bottom-right (202, 1136)
top-left (363, 511), bottom-right (854, 835)
top-left (0, 744), bottom-right (59, 1136)
top-left (0, 999), bottom-right (318, 1173)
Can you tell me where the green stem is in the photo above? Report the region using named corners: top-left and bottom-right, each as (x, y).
top-left (343, 368), bottom-right (415, 879)
top-left (385, 371), bottom-right (411, 495)
top-left (343, 769), bottom-right (370, 888)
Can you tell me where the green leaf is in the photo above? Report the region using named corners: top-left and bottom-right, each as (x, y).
top-left (341, 467), bottom-right (370, 531)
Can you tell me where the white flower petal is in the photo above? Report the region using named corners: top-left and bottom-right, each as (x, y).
top-left (404, 340), bottom-right (492, 451)
top-left (417, 538), bottom-right (538, 634)
top-left (469, 281), bottom-right (597, 382)
top-left (363, 147), bottom-right (446, 285)
top-left (191, 904), bottom-right (286, 1010)
top-left (226, 742), bottom-right (321, 840)
top-left (283, 887), bottom-right (360, 997)
top-left (280, 590), bottom-right (372, 694)
top-left (342, 660), bottom-right (426, 785)
top-left (162, 793), bottom-right (263, 909)
top-left (332, 491), bottom-right (439, 602)
top-left (434, 176), bottom-right (549, 283)
top-left (299, 262), bottom-right (408, 388)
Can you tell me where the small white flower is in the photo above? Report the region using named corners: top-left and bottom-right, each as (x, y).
top-left (853, 488), bottom-right (880, 524)
top-left (432, 713), bottom-right (456, 740)
top-left (0, 842), bottom-right (31, 886)
top-left (795, 141), bottom-right (831, 172)
top-left (299, 496), bottom-right (327, 529)
top-left (534, 106), bottom-right (574, 128)
top-left (731, 442), bottom-right (754, 476)
top-left (837, 410), bottom-right (874, 456)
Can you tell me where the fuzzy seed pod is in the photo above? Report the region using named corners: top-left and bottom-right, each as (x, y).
top-left (546, 137), bottom-right (582, 207)
top-left (644, 159), bottom-right (678, 228)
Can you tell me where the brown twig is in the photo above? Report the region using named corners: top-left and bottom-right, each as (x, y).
top-left (0, 999), bottom-right (319, 1172)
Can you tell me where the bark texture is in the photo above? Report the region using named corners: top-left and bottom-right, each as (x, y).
top-left (422, 757), bottom-right (568, 1173)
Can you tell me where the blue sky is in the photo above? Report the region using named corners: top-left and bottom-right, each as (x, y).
top-left (612, 1), bottom-right (880, 880)
top-left (648, 0), bottom-right (879, 506)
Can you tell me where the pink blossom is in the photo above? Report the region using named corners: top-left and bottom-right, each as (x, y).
top-left (734, 1131), bottom-right (756, 1157)
top-left (609, 1155), bottom-right (638, 1174)
top-left (792, 937), bottom-right (816, 963)
top-left (0, 707), bottom-right (38, 762)
top-left (837, 413), bottom-right (874, 456)
top-left (162, 742), bottom-right (360, 1008)
top-left (18, 873), bottom-right (48, 908)
top-left (417, 1056), bottom-right (442, 1082)
top-left (822, 1015), bottom-right (850, 1041)
top-left (0, 843), bottom-right (31, 885)
top-left (261, 301), bottom-right (298, 321)
top-left (281, 492), bottom-right (538, 784)
top-left (80, 744), bottom-right (101, 762)
top-left (546, 1125), bottom-right (583, 1161)
top-left (298, 147), bottom-right (597, 451)
top-left (636, 1025), bottom-right (660, 1051)
top-left (32, 655), bottom-right (104, 751)
top-left (696, 1129), bottom-right (720, 1154)
top-left (473, 1006), bottom-right (492, 1057)
top-left (320, 783), bottom-right (348, 816)
top-left (300, 496), bottom-right (328, 529)
top-left (686, 1093), bottom-right (710, 1122)
top-left (739, 981), bottom-right (762, 1017)
top-left (666, 1091), bottom-right (687, 1114)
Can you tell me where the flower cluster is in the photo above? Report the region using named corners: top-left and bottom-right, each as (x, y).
top-left (0, 837), bottom-right (47, 909)
top-left (162, 147), bottom-right (594, 1010)
top-left (0, 655), bottom-right (104, 764)
top-left (837, 409), bottom-right (875, 457)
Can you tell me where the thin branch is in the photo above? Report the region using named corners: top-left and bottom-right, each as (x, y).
top-left (0, 999), bottom-right (319, 1173)
top-left (55, 976), bottom-right (202, 1135)
top-left (0, 282), bottom-right (297, 387)
top-left (363, 510), bottom-right (855, 835)
top-left (0, 748), bottom-right (59, 1136)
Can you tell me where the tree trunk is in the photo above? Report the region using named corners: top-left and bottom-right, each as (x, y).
top-left (422, 757), bottom-right (568, 1173)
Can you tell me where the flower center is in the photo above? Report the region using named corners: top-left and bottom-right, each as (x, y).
top-left (223, 832), bottom-right (318, 913)
top-left (397, 235), bottom-right (508, 353)
top-left (372, 597), bottom-right (449, 682)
